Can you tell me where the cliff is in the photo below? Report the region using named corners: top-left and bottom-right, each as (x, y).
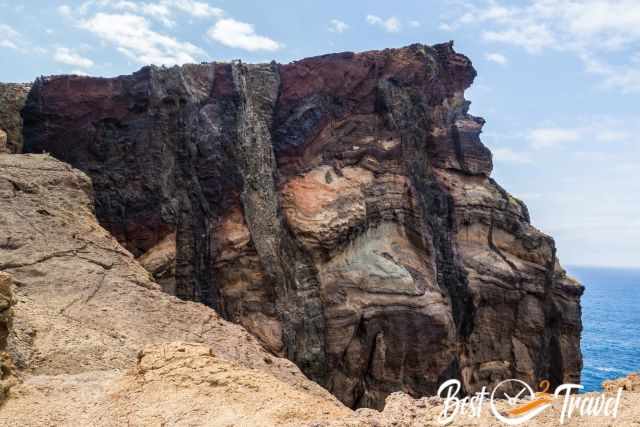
top-left (19, 42), bottom-right (583, 409)
top-left (0, 83), bottom-right (30, 153)
top-left (0, 153), bottom-right (347, 426)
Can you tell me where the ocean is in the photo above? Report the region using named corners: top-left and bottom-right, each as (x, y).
top-left (567, 266), bottom-right (640, 391)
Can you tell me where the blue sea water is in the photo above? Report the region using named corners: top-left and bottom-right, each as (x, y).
top-left (567, 266), bottom-right (640, 391)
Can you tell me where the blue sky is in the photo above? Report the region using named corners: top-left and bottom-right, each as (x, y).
top-left (1, 0), bottom-right (638, 268)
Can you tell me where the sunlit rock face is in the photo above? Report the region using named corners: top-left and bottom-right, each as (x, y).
top-left (22, 42), bottom-right (583, 409)
top-left (0, 83), bottom-right (31, 153)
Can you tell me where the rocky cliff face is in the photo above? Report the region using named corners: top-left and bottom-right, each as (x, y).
top-left (0, 272), bottom-right (16, 402)
top-left (21, 43), bottom-right (583, 408)
top-left (0, 153), bottom-right (347, 426)
top-left (0, 83), bottom-right (30, 153)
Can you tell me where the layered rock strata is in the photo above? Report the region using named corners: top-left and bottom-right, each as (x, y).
top-left (0, 153), bottom-right (335, 391)
top-left (0, 83), bottom-right (30, 153)
top-left (0, 153), bottom-right (346, 426)
top-left (21, 43), bottom-right (583, 408)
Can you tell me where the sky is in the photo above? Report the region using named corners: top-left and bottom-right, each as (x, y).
top-left (1, 0), bottom-right (638, 268)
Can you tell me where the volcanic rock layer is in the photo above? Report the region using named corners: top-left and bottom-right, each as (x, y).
top-left (20, 42), bottom-right (583, 408)
top-left (0, 153), bottom-right (347, 426)
top-left (0, 83), bottom-right (30, 153)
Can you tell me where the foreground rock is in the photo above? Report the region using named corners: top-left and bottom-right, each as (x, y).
top-left (0, 154), bottom-right (346, 425)
top-left (603, 372), bottom-right (640, 392)
top-left (1, 342), bottom-right (349, 427)
top-left (22, 43), bottom-right (583, 408)
top-left (0, 272), bottom-right (16, 402)
top-left (0, 83), bottom-right (30, 153)
top-left (307, 379), bottom-right (640, 427)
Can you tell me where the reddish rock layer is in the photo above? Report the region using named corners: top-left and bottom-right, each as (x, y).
top-left (22, 43), bottom-right (583, 409)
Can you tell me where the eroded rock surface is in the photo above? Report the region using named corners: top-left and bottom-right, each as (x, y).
top-left (22, 43), bottom-right (583, 408)
top-left (92, 342), bottom-right (349, 426)
top-left (603, 372), bottom-right (640, 392)
top-left (0, 273), bottom-right (13, 350)
top-left (0, 154), bottom-right (342, 426)
top-left (0, 341), bottom-right (349, 427)
top-left (306, 379), bottom-right (640, 427)
top-left (0, 83), bottom-right (30, 153)
top-left (138, 231), bottom-right (177, 294)
top-left (0, 272), bottom-right (16, 402)
top-left (0, 130), bottom-right (7, 153)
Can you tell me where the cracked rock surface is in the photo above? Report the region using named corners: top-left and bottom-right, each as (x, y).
top-left (0, 272), bottom-right (16, 402)
top-left (0, 153), bottom-right (345, 426)
top-left (21, 43), bottom-right (583, 409)
top-left (0, 83), bottom-right (30, 154)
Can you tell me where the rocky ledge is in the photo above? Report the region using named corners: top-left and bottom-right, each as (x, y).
top-left (10, 42), bottom-right (582, 409)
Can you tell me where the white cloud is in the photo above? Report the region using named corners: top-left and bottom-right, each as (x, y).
top-left (492, 147), bottom-right (532, 163)
top-left (0, 24), bottom-right (19, 40)
top-left (208, 18), bottom-right (280, 51)
top-left (366, 15), bottom-right (401, 33)
top-left (528, 127), bottom-right (580, 149)
top-left (0, 39), bottom-right (17, 49)
top-left (554, 1), bottom-right (640, 45)
top-left (111, 1), bottom-right (138, 12)
top-left (599, 67), bottom-right (640, 93)
top-left (485, 52), bottom-right (508, 65)
top-left (0, 23), bottom-right (31, 53)
top-left (483, 24), bottom-right (555, 53)
top-left (577, 52), bottom-right (640, 93)
top-left (81, 13), bottom-right (205, 65)
top-left (166, 0), bottom-right (222, 18)
top-left (53, 47), bottom-right (94, 68)
top-left (409, 20), bottom-right (421, 28)
top-left (454, 0), bottom-right (640, 92)
top-left (521, 117), bottom-right (638, 150)
top-left (439, 22), bottom-right (454, 31)
top-left (0, 24), bottom-right (19, 50)
top-left (58, 4), bottom-right (73, 17)
top-left (69, 1), bottom-right (276, 62)
top-left (141, 3), bottom-right (175, 27)
top-left (458, 3), bottom-right (513, 25)
top-left (596, 130), bottom-right (630, 143)
top-left (328, 19), bottom-right (349, 33)
top-left (69, 0), bottom-right (222, 22)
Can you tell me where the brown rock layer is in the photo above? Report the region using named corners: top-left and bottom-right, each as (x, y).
top-left (603, 372), bottom-right (640, 392)
top-left (91, 342), bottom-right (349, 426)
top-left (0, 130), bottom-right (7, 153)
top-left (0, 153), bottom-right (335, 398)
top-left (0, 83), bottom-right (30, 153)
top-left (22, 43), bottom-right (583, 408)
top-left (0, 153), bottom-right (348, 426)
top-left (0, 272), bottom-right (16, 402)
top-left (0, 273), bottom-right (13, 349)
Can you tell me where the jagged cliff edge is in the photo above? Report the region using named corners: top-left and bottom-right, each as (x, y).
top-left (1, 42), bottom-right (583, 409)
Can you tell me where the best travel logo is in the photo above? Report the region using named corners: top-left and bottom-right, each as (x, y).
top-left (437, 378), bottom-right (624, 425)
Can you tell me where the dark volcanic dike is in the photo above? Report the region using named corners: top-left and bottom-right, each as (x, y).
top-left (19, 42), bottom-right (583, 409)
